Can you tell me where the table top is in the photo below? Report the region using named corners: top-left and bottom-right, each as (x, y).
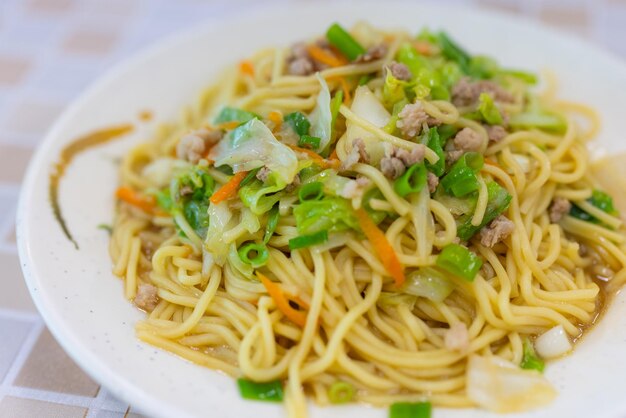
top-left (1, 0), bottom-right (624, 416)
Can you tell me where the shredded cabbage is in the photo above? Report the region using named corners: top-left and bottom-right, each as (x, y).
top-left (402, 267), bottom-right (455, 302)
top-left (294, 197), bottom-right (359, 235)
top-left (211, 119), bottom-right (298, 184)
top-left (239, 178), bottom-right (286, 215)
top-left (204, 201), bottom-right (233, 265)
top-left (309, 73), bottom-right (332, 152)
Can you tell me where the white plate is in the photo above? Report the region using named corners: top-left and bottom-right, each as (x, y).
top-left (17, 2), bottom-right (626, 418)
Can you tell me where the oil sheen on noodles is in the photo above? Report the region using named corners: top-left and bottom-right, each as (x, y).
top-left (108, 22), bottom-right (626, 417)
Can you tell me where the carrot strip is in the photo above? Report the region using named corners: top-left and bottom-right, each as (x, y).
top-left (209, 171), bottom-right (248, 205)
top-left (287, 145), bottom-right (339, 169)
top-left (413, 40), bottom-right (433, 55)
top-left (338, 77), bottom-right (351, 104)
top-left (239, 60), bottom-right (255, 77)
top-left (268, 110), bottom-right (283, 132)
top-left (329, 149), bottom-right (338, 160)
top-left (307, 45), bottom-right (347, 68)
top-left (258, 273), bottom-right (307, 327)
top-left (355, 208), bottom-right (405, 286)
top-left (116, 186), bottom-right (157, 214)
top-left (216, 121), bottom-right (241, 131)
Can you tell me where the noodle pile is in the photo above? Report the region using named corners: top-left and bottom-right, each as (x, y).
top-left (109, 22), bottom-right (626, 417)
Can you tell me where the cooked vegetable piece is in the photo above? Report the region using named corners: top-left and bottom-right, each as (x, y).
top-left (263, 205), bottom-right (280, 244)
top-left (298, 134), bottom-right (321, 149)
top-left (440, 152), bottom-right (484, 197)
top-left (214, 107), bottom-right (259, 124)
top-left (326, 23), bottom-right (366, 61)
top-left (288, 230), bottom-right (329, 250)
top-left (436, 243), bottom-right (482, 281)
top-left (570, 189), bottom-right (618, 223)
top-left (237, 242), bottom-right (269, 268)
top-left (456, 181), bottom-right (512, 240)
top-left (520, 337), bottom-right (545, 372)
top-left (328, 381), bottom-right (355, 404)
top-left (394, 163), bottom-right (427, 197)
top-left (284, 112), bottom-right (311, 137)
top-left (389, 401), bottom-right (432, 418)
top-left (237, 378), bottom-right (283, 402)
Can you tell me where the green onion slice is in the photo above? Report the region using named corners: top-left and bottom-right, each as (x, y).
top-left (436, 243), bottom-right (483, 282)
top-left (326, 23), bottom-right (366, 61)
top-left (298, 135), bottom-right (321, 149)
top-left (289, 230), bottom-right (328, 250)
top-left (389, 401), bottom-right (432, 418)
top-left (298, 182), bottom-right (324, 203)
top-left (237, 378), bottom-right (283, 402)
top-left (394, 163), bottom-right (427, 197)
top-left (327, 381), bottom-right (355, 404)
top-left (237, 242), bottom-right (270, 268)
top-left (263, 205), bottom-right (280, 244)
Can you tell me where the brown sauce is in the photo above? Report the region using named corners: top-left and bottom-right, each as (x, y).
top-left (49, 124), bottom-right (134, 249)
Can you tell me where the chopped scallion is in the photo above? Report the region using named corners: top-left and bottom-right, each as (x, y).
top-left (326, 23), bottom-right (366, 61)
top-left (237, 378), bottom-right (283, 402)
top-left (237, 242), bottom-right (269, 268)
top-left (440, 152), bottom-right (484, 197)
top-left (436, 243), bottom-right (482, 282)
top-left (298, 134), bottom-right (321, 149)
top-left (328, 381), bottom-right (355, 404)
top-left (263, 205), bottom-right (280, 244)
top-left (394, 163), bottom-right (427, 197)
top-left (284, 112), bottom-right (311, 137)
top-left (214, 107), bottom-right (259, 124)
top-left (298, 182), bottom-right (324, 203)
top-left (389, 401), bottom-right (431, 418)
top-left (288, 230), bottom-right (328, 250)
top-left (520, 337), bottom-right (545, 372)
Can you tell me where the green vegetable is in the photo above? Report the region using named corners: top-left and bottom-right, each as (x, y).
top-left (569, 189), bottom-right (618, 224)
top-left (423, 127), bottom-right (445, 177)
top-left (239, 178), bottom-right (286, 215)
top-left (326, 23), bottom-right (366, 61)
top-left (500, 69), bottom-right (538, 84)
top-left (382, 70), bottom-right (412, 107)
top-left (330, 90), bottom-right (344, 135)
top-left (154, 188), bottom-right (173, 212)
top-left (237, 242), bottom-right (270, 268)
top-left (214, 107), bottom-right (259, 124)
top-left (509, 111), bottom-right (566, 133)
top-left (437, 124), bottom-right (458, 143)
top-left (298, 135), bottom-right (321, 149)
top-left (389, 401), bottom-right (432, 418)
top-left (440, 152), bottom-right (484, 197)
top-left (520, 337), bottom-right (545, 372)
top-left (394, 163), bottom-right (427, 197)
top-left (237, 378), bottom-right (283, 402)
top-left (402, 267), bottom-right (455, 302)
top-left (97, 223), bottom-right (112, 234)
top-left (362, 187), bottom-right (389, 225)
top-left (456, 181), bottom-right (512, 241)
top-left (298, 181), bottom-right (325, 202)
top-left (284, 112), bottom-right (311, 137)
top-left (294, 197), bottom-right (359, 235)
top-left (358, 74), bottom-right (374, 86)
top-left (377, 292), bottom-right (417, 309)
top-left (183, 199), bottom-right (210, 234)
top-left (240, 168), bottom-right (261, 187)
top-left (327, 381), bottom-right (355, 404)
top-left (263, 205), bottom-right (280, 244)
top-left (172, 166), bottom-right (215, 237)
top-left (436, 243), bottom-right (483, 282)
top-left (477, 93), bottom-right (503, 125)
top-left (437, 31), bottom-right (471, 74)
top-left (467, 55), bottom-right (499, 79)
top-left (288, 230), bottom-right (329, 250)
top-left (383, 99), bottom-right (408, 134)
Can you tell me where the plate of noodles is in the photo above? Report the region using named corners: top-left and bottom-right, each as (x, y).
top-left (17, 2), bottom-right (626, 418)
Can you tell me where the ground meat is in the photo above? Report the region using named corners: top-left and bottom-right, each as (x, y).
top-left (134, 283), bottom-right (159, 312)
top-left (340, 176), bottom-right (371, 200)
top-left (256, 166), bottom-right (271, 182)
top-left (549, 197), bottom-right (572, 223)
top-left (179, 185), bottom-right (193, 196)
top-left (485, 125), bottom-right (508, 142)
top-left (176, 128), bottom-right (222, 164)
top-left (341, 138), bottom-right (370, 171)
top-left (480, 215), bottom-right (515, 247)
top-left (287, 42), bottom-right (316, 76)
top-left (380, 145), bottom-right (426, 179)
top-left (451, 77), bottom-right (515, 107)
top-left (427, 172), bottom-right (439, 193)
top-left (387, 61), bottom-right (412, 81)
top-left (396, 102), bottom-right (430, 138)
top-left (445, 322), bottom-right (470, 352)
top-left (284, 173), bottom-right (301, 193)
top-left (453, 127), bottom-right (483, 153)
top-left (355, 43), bottom-right (388, 63)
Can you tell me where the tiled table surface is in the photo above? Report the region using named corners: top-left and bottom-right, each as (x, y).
top-left (1, 0), bottom-right (625, 416)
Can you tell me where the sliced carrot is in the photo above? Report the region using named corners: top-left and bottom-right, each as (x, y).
top-left (287, 145), bottom-right (339, 169)
top-left (413, 40), bottom-right (433, 55)
top-left (329, 149), bottom-right (338, 161)
top-left (116, 186), bottom-right (158, 214)
top-left (216, 121), bottom-right (241, 131)
top-left (355, 208), bottom-right (405, 287)
top-left (258, 273), bottom-right (308, 327)
top-left (338, 77), bottom-right (351, 104)
top-left (307, 45), bottom-right (348, 68)
top-left (268, 110), bottom-right (283, 132)
top-left (209, 171), bottom-right (248, 205)
top-left (239, 60), bottom-right (255, 77)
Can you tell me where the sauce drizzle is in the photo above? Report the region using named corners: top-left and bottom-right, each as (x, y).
top-left (49, 124), bottom-right (134, 249)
